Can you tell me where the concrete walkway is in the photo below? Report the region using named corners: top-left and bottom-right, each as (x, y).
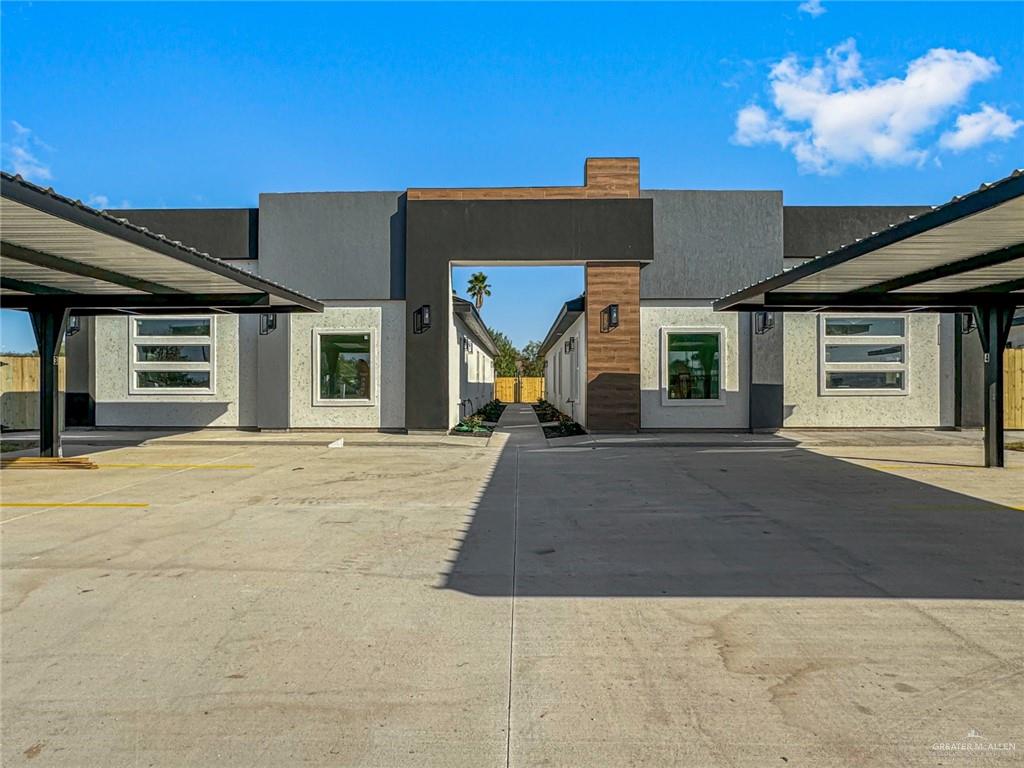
top-left (2, 411), bottom-right (1022, 766)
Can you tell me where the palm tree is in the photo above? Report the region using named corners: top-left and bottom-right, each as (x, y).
top-left (467, 272), bottom-right (492, 309)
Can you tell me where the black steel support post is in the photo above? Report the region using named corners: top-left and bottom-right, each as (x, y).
top-left (973, 304), bottom-right (1015, 468)
top-left (29, 304), bottom-right (69, 457)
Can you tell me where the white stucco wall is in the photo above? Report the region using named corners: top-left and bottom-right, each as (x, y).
top-left (640, 302), bottom-right (749, 430)
top-left (783, 312), bottom-right (945, 427)
top-left (452, 315), bottom-right (495, 422)
top-left (287, 302), bottom-right (405, 429)
top-left (543, 313), bottom-right (586, 427)
top-left (94, 313), bottom-right (255, 428)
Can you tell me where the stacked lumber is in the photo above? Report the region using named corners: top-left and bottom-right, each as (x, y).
top-left (0, 456), bottom-right (97, 470)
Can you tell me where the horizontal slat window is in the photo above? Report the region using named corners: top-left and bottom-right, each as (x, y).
top-left (135, 371), bottom-right (212, 389)
top-left (135, 344), bottom-right (210, 363)
top-left (130, 316), bottom-right (214, 394)
top-left (135, 318), bottom-right (211, 337)
top-left (820, 315), bottom-right (907, 395)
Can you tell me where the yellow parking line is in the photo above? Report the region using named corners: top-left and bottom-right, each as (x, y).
top-left (1, 503), bottom-right (149, 508)
top-left (97, 463), bottom-right (254, 470)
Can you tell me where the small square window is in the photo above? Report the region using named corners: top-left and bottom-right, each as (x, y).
top-left (661, 327), bottom-right (725, 406)
top-left (315, 331), bottom-right (373, 404)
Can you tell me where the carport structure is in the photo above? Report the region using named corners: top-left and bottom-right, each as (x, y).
top-left (1, 172), bottom-right (323, 457)
top-left (715, 169), bottom-right (1023, 468)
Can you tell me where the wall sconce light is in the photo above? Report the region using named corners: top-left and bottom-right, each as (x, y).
top-left (960, 312), bottom-right (975, 335)
top-left (259, 313), bottom-right (278, 336)
top-left (564, 336), bottom-right (576, 354)
top-left (754, 311), bottom-right (775, 335)
top-left (65, 315), bottom-right (81, 337)
top-left (463, 337), bottom-right (472, 352)
top-left (600, 304), bottom-right (620, 333)
top-left (413, 304), bottom-right (432, 334)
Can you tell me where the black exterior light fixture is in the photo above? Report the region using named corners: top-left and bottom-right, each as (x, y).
top-left (65, 315), bottom-right (81, 337)
top-left (601, 304), bottom-right (620, 333)
top-left (564, 336), bottom-right (576, 353)
top-left (754, 310), bottom-right (775, 335)
top-left (960, 312), bottom-right (975, 335)
top-left (259, 313), bottom-right (278, 336)
top-left (413, 304), bottom-right (432, 334)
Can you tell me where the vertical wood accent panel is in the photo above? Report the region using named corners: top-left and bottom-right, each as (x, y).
top-left (408, 157), bottom-right (639, 201)
top-left (585, 263), bottom-right (641, 431)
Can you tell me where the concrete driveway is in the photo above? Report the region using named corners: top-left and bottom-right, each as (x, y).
top-left (2, 409), bottom-right (1022, 766)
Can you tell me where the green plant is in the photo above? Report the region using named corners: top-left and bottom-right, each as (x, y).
top-left (467, 272), bottom-right (492, 309)
top-left (475, 399), bottom-right (505, 422)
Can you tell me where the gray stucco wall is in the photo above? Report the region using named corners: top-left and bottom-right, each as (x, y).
top-left (783, 206), bottom-right (929, 261)
top-left (783, 313), bottom-right (943, 428)
top-left (93, 314), bottom-right (255, 428)
top-left (640, 190), bottom-right (783, 300)
top-left (286, 302), bottom-right (405, 430)
top-left (258, 192), bottom-right (405, 301)
top-left (257, 313), bottom-right (291, 430)
top-left (640, 302), bottom-right (749, 429)
top-left (106, 208), bottom-right (258, 260)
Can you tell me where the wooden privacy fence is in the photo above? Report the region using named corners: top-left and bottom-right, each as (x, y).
top-left (1006, 349), bottom-right (1024, 429)
top-left (1, 355), bottom-right (66, 431)
top-left (495, 376), bottom-right (545, 403)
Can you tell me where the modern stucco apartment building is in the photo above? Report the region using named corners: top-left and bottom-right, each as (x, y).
top-left (65, 157), bottom-right (988, 433)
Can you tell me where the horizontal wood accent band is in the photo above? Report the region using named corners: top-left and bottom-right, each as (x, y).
top-left (408, 157), bottom-right (639, 201)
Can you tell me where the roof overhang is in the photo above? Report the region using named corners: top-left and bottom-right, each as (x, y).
top-left (452, 295), bottom-right (499, 357)
top-left (1, 173), bottom-right (323, 314)
top-left (714, 170), bottom-right (1024, 314)
top-left (539, 295), bottom-right (586, 356)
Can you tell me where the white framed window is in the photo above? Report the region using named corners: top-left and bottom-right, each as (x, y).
top-left (661, 326), bottom-right (725, 406)
top-left (819, 314), bottom-right (908, 395)
top-left (130, 316), bottom-right (214, 394)
top-left (313, 329), bottom-right (374, 406)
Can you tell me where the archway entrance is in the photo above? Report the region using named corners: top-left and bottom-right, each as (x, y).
top-left (403, 158), bottom-right (653, 431)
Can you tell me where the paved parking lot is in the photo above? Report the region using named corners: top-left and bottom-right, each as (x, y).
top-left (2, 414), bottom-right (1022, 766)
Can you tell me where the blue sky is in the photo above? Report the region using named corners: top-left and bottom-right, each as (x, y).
top-left (2, 2), bottom-right (1022, 351)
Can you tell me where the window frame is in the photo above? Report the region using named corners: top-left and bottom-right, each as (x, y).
top-left (129, 315), bottom-right (215, 395)
top-left (660, 326), bottom-right (726, 407)
top-left (312, 328), bottom-right (376, 407)
top-left (818, 314), bottom-right (909, 396)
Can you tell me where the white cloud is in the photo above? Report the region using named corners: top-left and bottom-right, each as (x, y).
top-left (732, 39), bottom-right (1013, 174)
top-left (798, 0), bottom-right (826, 18)
top-left (939, 104), bottom-right (1023, 151)
top-left (86, 194), bottom-right (110, 209)
top-left (2, 121), bottom-right (53, 182)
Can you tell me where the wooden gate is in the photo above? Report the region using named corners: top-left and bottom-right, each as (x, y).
top-left (1006, 348), bottom-right (1024, 429)
top-left (495, 376), bottom-right (545, 403)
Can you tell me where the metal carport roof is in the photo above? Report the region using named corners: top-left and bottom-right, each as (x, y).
top-left (714, 169), bottom-right (1023, 313)
top-left (1, 173), bottom-right (324, 459)
top-left (1, 172), bottom-right (323, 313)
top-left (714, 169), bottom-right (1023, 468)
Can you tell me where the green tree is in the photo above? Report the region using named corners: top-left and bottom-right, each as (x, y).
top-left (488, 327), bottom-right (520, 377)
top-left (467, 272), bottom-right (492, 309)
top-left (520, 340), bottom-right (545, 376)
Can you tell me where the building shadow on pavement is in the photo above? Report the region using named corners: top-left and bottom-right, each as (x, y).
top-left (442, 438), bottom-right (1024, 599)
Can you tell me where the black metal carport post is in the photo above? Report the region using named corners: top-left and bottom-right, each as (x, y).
top-left (28, 302), bottom-right (69, 457)
top-left (974, 304), bottom-right (1016, 468)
